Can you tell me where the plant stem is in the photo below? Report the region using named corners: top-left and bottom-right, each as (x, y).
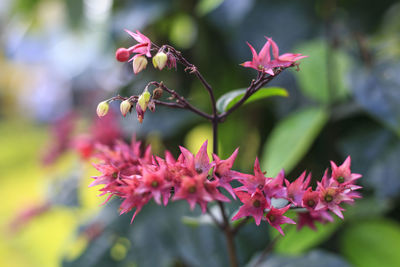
top-left (218, 202), bottom-right (239, 267)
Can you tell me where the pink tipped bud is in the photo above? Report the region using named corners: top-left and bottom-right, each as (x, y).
top-left (166, 52), bottom-right (177, 70)
top-left (115, 48), bottom-right (131, 62)
top-left (96, 101), bottom-right (109, 117)
top-left (120, 100), bottom-right (132, 117)
top-left (152, 52), bottom-right (168, 70)
top-left (136, 102), bottom-right (144, 123)
top-left (133, 55), bottom-right (148, 74)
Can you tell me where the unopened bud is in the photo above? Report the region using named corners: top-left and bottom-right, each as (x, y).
top-left (115, 48), bottom-right (131, 62)
top-left (133, 55), bottom-right (148, 74)
top-left (96, 101), bottom-right (109, 117)
top-left (138, 90), bottom-right (151, 111)
top-left (136, 102), bottom-right (144, 123)
top-left (120, 100), bottom-right (132, 117)
top-left (166, 52), bottom-right (177, 70)
top-left (152, 52), bottom-right (168, 70)
top-left (152, 87), bottom-right (163, 99)
top-left (148, 100), bottom-right (156, 112)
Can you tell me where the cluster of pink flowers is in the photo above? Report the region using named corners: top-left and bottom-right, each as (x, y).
top-left (232, 157), bottom-right (362, 234)
top-left (241, 37), bottom-right (307, 75)
top-left (91, 138), bottom-right (361, 235)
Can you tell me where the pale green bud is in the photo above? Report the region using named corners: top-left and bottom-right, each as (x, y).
top-left (152, 52), bottom-right (168, 70)
top-left (133, 56), bottom-right (148, 74)
top-left (96, 101), bottom-right (109, 117)
top-left (120, 100), bottom-right (132, 117)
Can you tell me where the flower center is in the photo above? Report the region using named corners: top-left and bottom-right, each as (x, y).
top-left (253, 200), bottom-right (261, 208)
top-left (258, 65), bottom-right (264, 70)
top-left (257, 184), bottom-right (264, 190)
top-left (307, 199), bottom-right (315, 207)
top-left (324, 194), bottom-right (333, 203)
top-left (151, 181), bottom-right (159, 188)
top-left (112, 172), bottom-right (118, 178)
top-left (337, 176), bottom-right (345, 183)
top-left (268, 215), bottom-right (276, 222)
top-left (188, 186), bottom-right (196, 194)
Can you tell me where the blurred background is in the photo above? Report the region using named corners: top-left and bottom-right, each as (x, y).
top-left (1, 0), bottom-right (400, 266)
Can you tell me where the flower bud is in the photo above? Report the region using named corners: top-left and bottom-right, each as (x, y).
top-left (148, 100), bottom-right (156, 112)
top-left (166, 52), bottom-right (177, 70)
top-left (152, 87), bottom-right (163, 99)
top-left (152, 52), bottom-right (168, 70)
top-left (136, 102), bottom-right (144, 123)
top-left (96, 101), bottom-right (109, 117)
top-left (133, 55), bottom-right (148, 74)
top-left (115, 48), bottom-right (131, 62)
top-left (138, 90), bottom-right (151, 112)
top-left (120, 100), bottom-right (132, 117)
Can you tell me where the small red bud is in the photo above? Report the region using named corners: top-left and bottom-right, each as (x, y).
top-left (115, 48), bottom-right (131, 62)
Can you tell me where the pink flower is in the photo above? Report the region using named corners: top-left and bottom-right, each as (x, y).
top-left (125, 29), bottom-right (152, 57)
top-left (179, 140), bottom-right (212, 175)
top-left (296, 210), bottom-right (333, 230)
top-left (115, 30), bottom-right (152, 62)
top-left (264, 205), bottom-right (295, 235)
top-left (286, 171), bottom-right (311, 206)
top-left (213, 148), bottom-right (245, 198)
top-left (236, 158), bottom-right (268, 194)
top-left (172, 174), bottom-right (212, 213)
top-left (268, 37), bottom-right (308, 67)
top-left (264, 170), bottom-right (287, 200)
top-left (232, 189), bottom-right (268, 225)
top-left (241, 37), bottom-right (307, 75)
top-left (241, 40), bottom-right (275, 75)
top-left (330, 156), bottom-right (362, 185)
top-left (136, 164), bottom-right (172, 206)
top-left (315, 183), bottom-right (349, 219)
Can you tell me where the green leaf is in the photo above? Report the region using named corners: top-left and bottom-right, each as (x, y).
top-left (262, 107), bottom-right (328, 176)
top-left (272, 220), bottom-right (340, 255)
top-left (294, 40), bottom-right (352, 104)
top-left (216, 87), bottom-right (288, 113)
top-left (169, 14), bottom-right (197, 49)
top-left (340, 219), bottom-right (400, 267)
top-left (195, 0), bottom-right (225, 16)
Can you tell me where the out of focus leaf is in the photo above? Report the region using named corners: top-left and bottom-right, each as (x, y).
top-left (169, 14), bottom-right (197, 49)
top-left (262, 107), bottom-right (328, 176)
top-left (271, 220), bottom-right (340, 255)
top-left (184, 123), bottom-right (214, 158)
top-left (295, 40), bottom-right (351, 104)
top-left (247, 250), bottom-right (351, 267)
top-left (196, 0), bottom-right (225, 16)
top-left (340, 219), bottom-right (400, 267)
top-left (216, 87), bottom-right (288, 113)
top-left (351, 63), bottom-right (400, 136)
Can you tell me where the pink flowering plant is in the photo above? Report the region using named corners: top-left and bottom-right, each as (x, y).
top-left (91, 30), bottom-right (362, 267)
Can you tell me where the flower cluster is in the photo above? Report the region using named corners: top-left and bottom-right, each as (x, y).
top-left (241, 37), bottom-right (307, 75)
top-left (91, 138), bottom-right (362, 235)
top-left (232, 157), bottom-right (362, 235)
top-left (115, 30), bottom-right (176, 74)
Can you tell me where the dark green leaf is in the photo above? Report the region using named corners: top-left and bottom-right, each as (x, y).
top-left (216, 87), bottom-right (288, 113)
top-left (262, 107), bottom-right (328, 176)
